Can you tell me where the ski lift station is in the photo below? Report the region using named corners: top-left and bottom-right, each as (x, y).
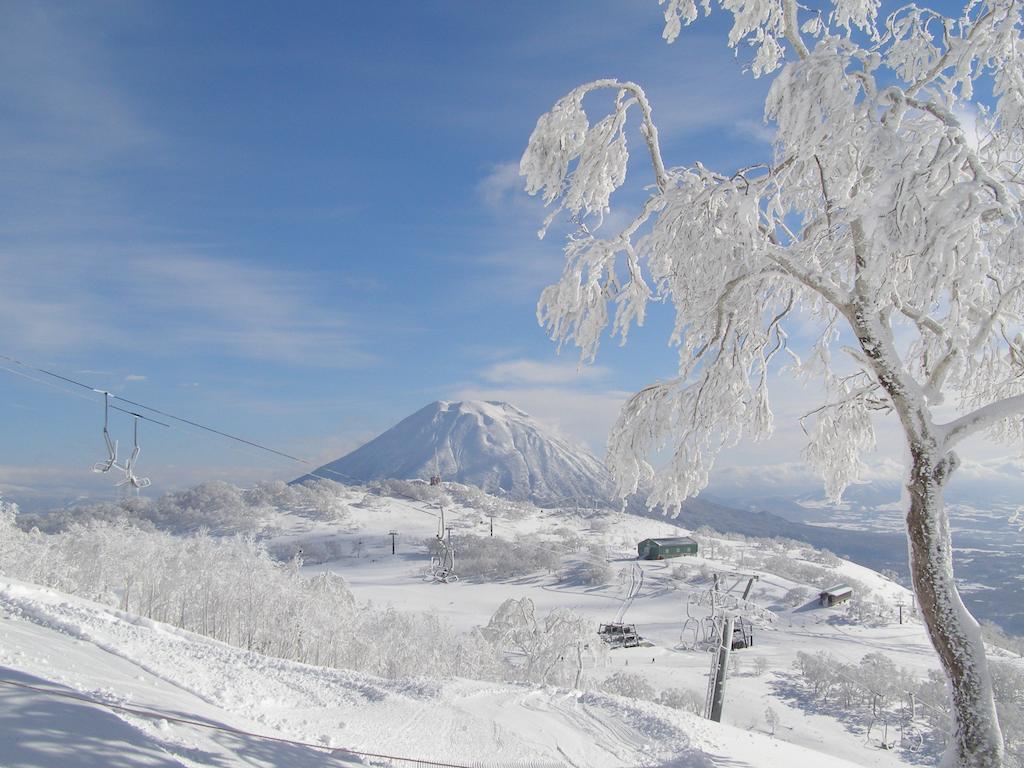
top-left (819, 584), bottom-right (854, 607)
top-left (637, 536), bottom-right (699, 560)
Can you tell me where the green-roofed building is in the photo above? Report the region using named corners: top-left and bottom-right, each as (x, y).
top-left (637, 536), bottom-right (699, 560)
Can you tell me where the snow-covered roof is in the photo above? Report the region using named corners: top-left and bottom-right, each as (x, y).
top-left (641, 536), bottom-right (697, 546)
top-left (820, 584), bottom-right (854, 597)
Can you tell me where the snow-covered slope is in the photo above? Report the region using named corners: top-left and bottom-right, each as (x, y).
top-left (297, 400), bottom-right (615, 506)
top-left (0, 577), bottom-right (865, 768)
top-left (7, 482), bottom-right (1020, 767)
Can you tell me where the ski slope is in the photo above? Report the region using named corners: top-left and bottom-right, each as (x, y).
top-left (0, 576), bottom-right (873, 768)
top-left (264, 485), bottom-right (996, 768)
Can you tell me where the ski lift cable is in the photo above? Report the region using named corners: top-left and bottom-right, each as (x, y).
top-left (1, 357), bottom-right (619, 565)
top-left (0, 354), bottom-right (334, 467)
top-left (5, 360), bottom-right (666, 606)
top-left (2, 357), bottom-right (452, 522)
top-left (0, 356), bottom-right (451, 516)
top-left (0, 362), bottom-right (131, 417)
top-left (0, 362), bottom-right (170, 430)
top-left (0, 364), bottom-right (172, 436)
top-left (120, 410), bottom-right (170, 428)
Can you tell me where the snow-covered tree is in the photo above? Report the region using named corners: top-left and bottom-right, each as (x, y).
top-left (482, 597), bottom-right (592, 686)
top-left (600, 670), bottom-right (655, 699)
top-left (520, 1), bottom-right (1024, 764)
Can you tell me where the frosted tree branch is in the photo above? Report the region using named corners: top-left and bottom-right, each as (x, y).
top-left (943, 393), bottom-right (1024, 448)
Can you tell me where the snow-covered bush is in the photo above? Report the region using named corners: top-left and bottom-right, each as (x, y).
top-left (373, 478), bottom-right (450, 506)
top-left (730, 654), bottom-right (743, 676)
top-left (799, 547), bottom-right (842, 567)
top-left (552, 526), bottom-right (584, 553)
top-left (981, 620), bottom-right (1024, 656)
top-left (346, 606), bottom-right (502, 682)
top-left (783, 586), bottom-right (814, 607)
top-left (764, 706), bottom-right (779, 736)
top-left (656, 687), bottom-right (704, 714)
top-left (793, 651), bottom-right (839, 700)
top-left (990, 662), bottom-right (1024, 767)
top-left (444, 482), bottom-right (537, 520)
top-left (452, 534), bottom-right (562, 581)
top-left (270, 535), bottom-right (349, 565)
top-left (669, 562), bottom-right (691, 581)
top-left (18, 479), bottom-right (351, 536)
top-left (240, 477), bottom-right (352, 521)
top-left (482, 597), bottom-right (593, 687)
top-left (843, 592), bottom-right (895, 627)
top-left (600, 671), bottom-right (654, 700)
top-left (761, 556), bottom-right (834, 589)
top-left (575, 544), bottom-right (614, 586)
top-left (0, 515), bottom-right (355, 658)
top-left (789, 649), bottom-right (1024, 761)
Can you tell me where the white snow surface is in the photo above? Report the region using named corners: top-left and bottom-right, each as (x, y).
top-left (295, 400), bottom-right (615, 506)
top-left (0, 575), bottom-right (860, 768)
top-left (6, 484), bottom-right (1020, 767)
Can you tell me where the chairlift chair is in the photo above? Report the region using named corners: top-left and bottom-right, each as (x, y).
top-left (730, 617), bottom-right (754, 650)
top-left (91, 392), bottom-right (121, 474)
top-left (598, 622), bottom-right (640, 648)
top-left (116, 415), bottom-right (151, 490)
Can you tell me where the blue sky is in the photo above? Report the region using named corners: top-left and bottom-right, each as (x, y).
top-left (1, 0), bottom-right (1019, 509)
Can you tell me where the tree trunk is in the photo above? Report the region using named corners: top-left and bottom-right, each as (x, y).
top-left (906, 447), bottom-right (1004, 767)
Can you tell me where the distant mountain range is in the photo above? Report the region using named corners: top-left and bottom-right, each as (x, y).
top-left (295, 400), bottom-right (616, 507)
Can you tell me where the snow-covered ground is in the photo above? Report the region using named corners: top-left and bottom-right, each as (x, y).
top-left (0, 576), bottom-right (872, 768)
top-left (2, 483), bottom-right (1019, 767)
top-left (270, 491), bottom-right (936, 768)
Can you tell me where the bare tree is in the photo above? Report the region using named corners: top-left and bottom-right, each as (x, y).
top-left (520, 0), bottom-right (1024, 764)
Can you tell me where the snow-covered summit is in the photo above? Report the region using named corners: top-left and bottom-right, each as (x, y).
top-left (297, 399), bottom-right (615, 506)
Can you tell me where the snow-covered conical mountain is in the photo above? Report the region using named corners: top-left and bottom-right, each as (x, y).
top-left (297, 400), bottom-right (615, 506)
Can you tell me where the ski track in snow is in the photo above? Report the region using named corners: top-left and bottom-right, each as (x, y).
top-left (5, 486), bottom-right (1010, 768)
top-left (0, 579), bottom-right (726, 767)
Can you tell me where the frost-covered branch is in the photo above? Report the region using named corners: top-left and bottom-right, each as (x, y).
top-left (521, 78), bottom-right (668, 238)
top-left (782, 0), bottom-right (809, 59)
top-left (943, 393), bottom-right (1024, 448)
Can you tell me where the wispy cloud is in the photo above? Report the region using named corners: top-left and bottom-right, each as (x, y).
top-left (457, 356), bottom-right (627, 453)
top-left (478, 162), bottom-right (523, 210)
top-left (0, 3), bottom-right (158, 239)
top-left (0, 5), bottom-right (371, 370)
top-left (0, 249), bottom-right (374, 367)
top-left (481, 358), bottom-right (609, 385)
top-left (128, 254), bottom-right (374, 367)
